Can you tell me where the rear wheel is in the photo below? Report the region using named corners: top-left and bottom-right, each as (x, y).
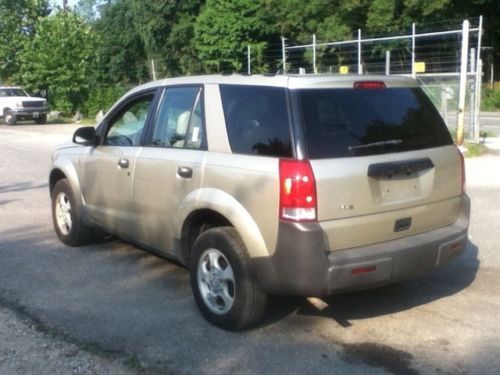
top-left (4, 110), bottom-right (16, 125)
top-left (51, 179), bottom-right (95, 246)
top-left (35, 114), bottom-right (47, 124)
top-left (190, 227), bottom-right (267, 331)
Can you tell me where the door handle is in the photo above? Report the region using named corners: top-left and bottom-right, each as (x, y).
top-left (118, 158), bottom-right (129, 169)
top-left (177, 166), bottom-right (193, 178)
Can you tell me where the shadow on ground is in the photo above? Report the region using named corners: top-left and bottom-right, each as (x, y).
top-left (259, 241), bottom-right (479, 328)
top-left (0, 225), bottom-right (482, 374)
top-left (0, 181), bottom-right (48, 193)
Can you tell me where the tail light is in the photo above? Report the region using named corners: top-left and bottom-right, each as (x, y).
top-left (279, 159), bottom-right (317, 221)
top-left (457, 147), bottom-right (466, 193)
top-left (353, 81), bottom-right (386, 89)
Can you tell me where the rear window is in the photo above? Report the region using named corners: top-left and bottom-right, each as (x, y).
top-left (298, 87), bottom-right (453, 158)
top-left (220, 85), bottom-right (293, 157)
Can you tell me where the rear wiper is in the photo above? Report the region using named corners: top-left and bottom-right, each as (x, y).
top-left (348, 139), bottom-right (402, 151)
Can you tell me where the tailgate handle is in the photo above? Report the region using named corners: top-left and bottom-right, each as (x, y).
top-left (368, 158), bottom-right (434, 179)
top-left (394, 217), bottom-right (412, 232)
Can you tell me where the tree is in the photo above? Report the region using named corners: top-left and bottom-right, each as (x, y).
top-left (132, 0), bottom-right (204, 76)
top-left (0, 0), bottom-right (51, 82)
top-left (15, 10), bottom-right (97, 113)
top-left (93, 0), bottom-right (149, 84)
top-left (194, 0), bottom-right (275, 73)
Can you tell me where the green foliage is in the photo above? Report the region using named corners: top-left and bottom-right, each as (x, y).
top-left (132, 0), bottom-right (204, 76)
top-left (0, 0), bottom-right (498, 116)
top-left (194, 0), bottom-right (275, 73)
top-left (82, 83), bottom-right (129, 118)
top-left (0, 0), bottom-right (51, 82)
top-left (93, 0), bottom-right (149, 84)
top-left (481, 86), bottom-right (500, 111)
top-left (268, 0), bottom-right (355, 43)
top-left (464, 142), bottom-right (486, 157)
top-left (14, 10), bottom-right (97, 114)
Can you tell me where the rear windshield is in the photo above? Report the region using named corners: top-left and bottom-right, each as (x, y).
top-left (298, 87), bottom-right (453, 158)
top-left (220, 85), bottom-right (293, 157)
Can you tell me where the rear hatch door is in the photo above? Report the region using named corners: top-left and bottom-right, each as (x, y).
top-left (297, 81), bottom-right (463, 250)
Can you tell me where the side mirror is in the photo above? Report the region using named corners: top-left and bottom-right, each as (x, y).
top-left (73, 126), bottom-right (98, 146)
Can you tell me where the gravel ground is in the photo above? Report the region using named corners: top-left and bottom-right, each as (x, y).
top-left (0, 304), bottom-right (140, 375)
top-left (0, 123), bottom-right (149, 375)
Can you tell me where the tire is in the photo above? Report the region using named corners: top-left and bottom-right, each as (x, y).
top-left (35, 114), bottom-right (47, 124)
top-left (4, 110), bottom-right (16, 126)
top-left (190, 227), bottom-right (267, 331)
top-left (51, 179), bottom-right (95, 246)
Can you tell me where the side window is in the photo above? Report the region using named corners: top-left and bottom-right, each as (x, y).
top-left (147, 86), bottom-right (205, 149)
top-left (219, 85), bottom-right (292, 157)
top-left (104, 93), bottom-right (154, 146)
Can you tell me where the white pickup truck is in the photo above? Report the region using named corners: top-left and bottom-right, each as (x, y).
top-left (0, 87), bottom-right (48, 125)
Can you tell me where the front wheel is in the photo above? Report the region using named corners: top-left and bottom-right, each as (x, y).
top-left (51, 179), bottom-right (95, 246)
top-left (190, 227), bottom-right (267, 331)
top-left (4, 110), bottom-right (16, 125)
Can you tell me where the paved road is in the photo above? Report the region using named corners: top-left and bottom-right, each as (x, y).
top-left (1, 123), bottom-right (499, 374)
top-left (446, 112), bottom-right (500, 136)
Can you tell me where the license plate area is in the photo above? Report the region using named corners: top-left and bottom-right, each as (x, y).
top-left (33, 111), bottom-right (39, 118)
top-left (378, 177), bottom-right (422, 202)
top-left (368, 158), bottom-right (434, 204)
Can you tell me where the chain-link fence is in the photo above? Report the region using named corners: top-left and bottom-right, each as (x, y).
top-left (247, 18), bottom-right (484, 142)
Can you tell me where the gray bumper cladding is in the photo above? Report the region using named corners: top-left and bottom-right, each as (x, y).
top-left (253, 194), bottom-right (470, 296)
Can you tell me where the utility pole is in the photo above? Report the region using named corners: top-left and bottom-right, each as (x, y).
top-left (63, 0), bottom-right (68, 10)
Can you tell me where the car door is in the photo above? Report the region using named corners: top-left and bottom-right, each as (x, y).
top-left (80, 90), bottom-right (157, 235)
top-left (133, 86), bottom-right (206, 256)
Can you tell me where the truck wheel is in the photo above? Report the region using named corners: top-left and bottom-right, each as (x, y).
top-left (51, 179), bottom-right (95, 246)
top-left (190, 227), bottom-right (267, 331)
top-left (4, 110), bottom-right (16, 125)
top-left (35, 114), bottom-right (47, 124)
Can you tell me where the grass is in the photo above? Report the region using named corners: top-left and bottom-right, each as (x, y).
top-left (463, 142), bottom-right (487, 157)
top-left (46, 117), bottom-right (72, 125)
top-left (79, 118), bottom-right (97, 125)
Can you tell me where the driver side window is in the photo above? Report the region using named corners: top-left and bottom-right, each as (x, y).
top-left (104, 93), bottom-right (154, 146)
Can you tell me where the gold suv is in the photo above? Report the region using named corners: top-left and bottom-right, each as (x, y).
top-left (49, 75), bottom-right (469, 330)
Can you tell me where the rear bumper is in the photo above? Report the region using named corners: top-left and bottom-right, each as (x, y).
top-left (253, 194), bottom-right (470, 296)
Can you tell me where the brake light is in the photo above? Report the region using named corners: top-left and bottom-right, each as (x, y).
top-left (353, 81), bottom-right (386, 89)
top-left (457, 147), bottom-right (466, 193)
top-left (279, 159), bottom-right (317, 221)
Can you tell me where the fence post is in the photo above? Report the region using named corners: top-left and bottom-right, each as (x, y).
top-left (473, 15), bottom-right (483, 142)
top-left (385, 50), bottom-right (391, 75)
top-left (411, 23), bottom-right (416, 78)
top-left (474, 60), bottom-right (483, 142)
top-left (151, 59), bottom-right (156, 81)
top-left (469, 48), bottom-right (476, 139)
top-left (313, 34), bottom-right (317, 74)
top-left (247, 45), bottom-right (251, 75)
top-left (281, 37), bottom-right (287, 74)
top-left (457, 20), bottom-right (470, 145)
top-left (357, 29), bottom-right (362, 74)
